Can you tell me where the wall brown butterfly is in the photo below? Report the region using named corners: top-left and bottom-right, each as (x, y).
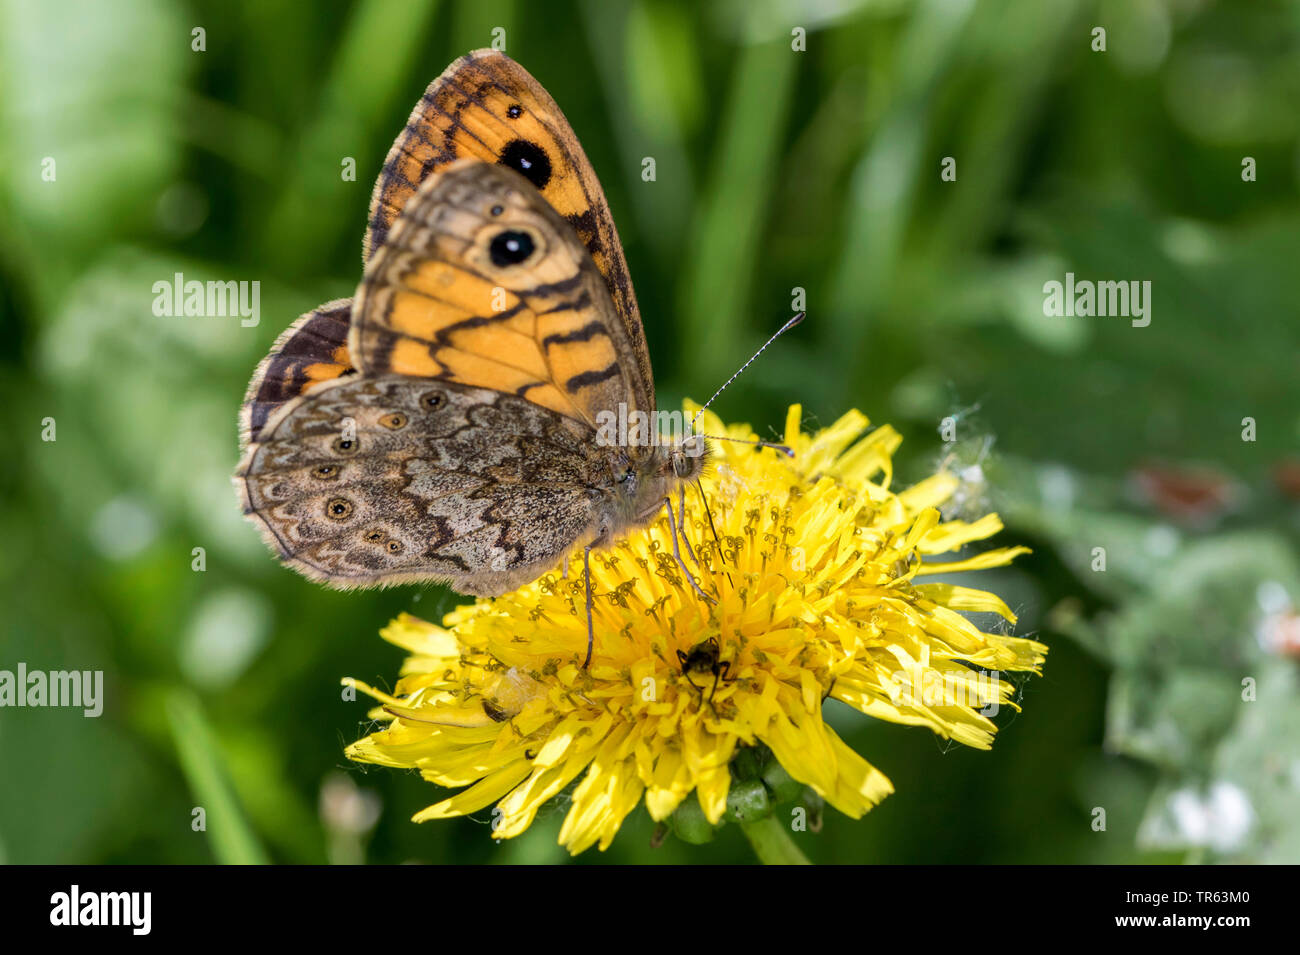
top-left (235, 50), bottom-right (721, 667)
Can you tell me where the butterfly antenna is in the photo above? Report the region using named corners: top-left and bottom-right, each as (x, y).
top-left (690, 312), bottom-right (805, 434)
top-left (697, 434), bottom-right (795, 457)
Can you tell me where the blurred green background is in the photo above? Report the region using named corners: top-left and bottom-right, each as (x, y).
top-left (2, 0), bottom-right (1298, 864)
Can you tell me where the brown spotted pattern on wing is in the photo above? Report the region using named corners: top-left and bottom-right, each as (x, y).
top-left (240, 298), bottom-right (355, 445)
top-left (363, 49), bottom-right (653, 400)
top-left (236, 374), bottom-right (608, 593)
top-left (351, 162), bottom-right (650, 430)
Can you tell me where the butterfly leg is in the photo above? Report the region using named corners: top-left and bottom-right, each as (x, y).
top-left (664, 498), bottom-right (715, 606)
top-left (677, 486), bottom-right (699, 566)
top-left (581, 532), bottom-right (607, 670)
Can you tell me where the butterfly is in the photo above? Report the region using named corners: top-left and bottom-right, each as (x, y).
top-left (235, 50), bottom-right (724, 667)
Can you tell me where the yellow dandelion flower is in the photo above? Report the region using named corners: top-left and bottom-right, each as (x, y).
top-left (344, 404), bottom-right (1047, 857)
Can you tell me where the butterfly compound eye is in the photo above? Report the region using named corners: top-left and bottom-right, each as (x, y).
top-left (489, 229), bottom-right (536, 267)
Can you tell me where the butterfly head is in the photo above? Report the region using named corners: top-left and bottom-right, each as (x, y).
top-left (607, 435), bottom-right (709, 522)
top-left (670, 433), bottom-right (708, 480)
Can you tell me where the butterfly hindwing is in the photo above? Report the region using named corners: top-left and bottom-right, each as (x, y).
top-left (352, 161), bottom-right (652, 429)
top-left (240, 298), bottom-right (355, 446)
top-left (364, 49), bottom-right (653, 400)
top-left (236, 373), bottom-right (606, 593)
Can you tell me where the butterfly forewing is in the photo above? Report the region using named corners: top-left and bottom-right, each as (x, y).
top-left (240, 298), bottom-right (355, 445)
top-left (364, 49), bottom-right (653, 400)
top-left (239, 50), bottom-right (657, 450)
top-left (351, 161), bottom-right (651, 430)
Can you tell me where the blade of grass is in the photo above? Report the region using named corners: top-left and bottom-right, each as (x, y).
top-left (262, 0), bottom-right (443, 271)
top-left (828, 0), bottom-right (977, 360)
top-left (681, 32), bottom-right (798, 386)
top-left (167, 689), bottom-right (270, 865)
top-left (580, 0), bottom-right (698, 267)
top-left (450, 0), bottom-right (516, 58)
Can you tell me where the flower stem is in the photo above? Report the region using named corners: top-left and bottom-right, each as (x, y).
top-left (740, 815), bottom-right (811, 865)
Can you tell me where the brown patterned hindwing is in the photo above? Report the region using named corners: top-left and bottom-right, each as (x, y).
top-left (363, 49), bottom-right (653, 399)
top-left (235, 373), bottom-right (608, 592)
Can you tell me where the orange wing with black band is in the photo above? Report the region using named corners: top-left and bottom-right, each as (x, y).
top-left (240, 298), bottom-right (355, 445)
top-left (363, 49), bottom-right (653, 403)
top-left (352, 161), bottom-right (649, 430)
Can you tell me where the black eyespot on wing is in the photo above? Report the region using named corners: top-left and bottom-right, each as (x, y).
top-left (490, 204), bottom-right (504, 216)
top-left (379, 412), bottom-right (408, 430)
top-left (326, 498), bottom-right (354, 521)
top-left (420, 390), bottom-right (445, 411)
top-left (332, 436), bottom-right (359, 455)
top-left (506, 104), bottom-right (522, 119)
top-left (312, 464), bottom-right (341, 480)
top-left (497, 139), bottom-right (551, 190)
top-left (489, 229), bottom-right (536, 267)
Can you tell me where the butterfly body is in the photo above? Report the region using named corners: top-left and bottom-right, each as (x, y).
top-left (236, 52), bottom-right (712, 662)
